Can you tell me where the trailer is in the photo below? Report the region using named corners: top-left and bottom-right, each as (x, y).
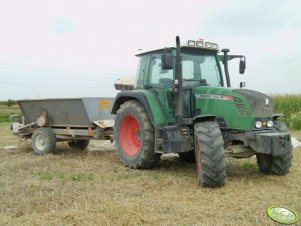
top-left (11, 98), bottom-right (115, 154)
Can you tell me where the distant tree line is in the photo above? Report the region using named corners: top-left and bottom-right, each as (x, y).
top-left (0, 99), bottom-right (18, 108)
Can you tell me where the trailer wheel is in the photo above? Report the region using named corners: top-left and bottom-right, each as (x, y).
top-left (256, 120), bottom-right (292, 175)
top-left (194, 121), bottom-right (226, 187)
top-left (32, 128), bottom-right (56, 155)
top-left (68, 140), bottom-right (90, 150)
top-left (114, 100), bottom-right (158, 169)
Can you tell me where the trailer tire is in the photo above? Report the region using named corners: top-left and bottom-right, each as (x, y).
top-left (114, 100), bottom-right (159, 169)
top-left (32, 128), bottom-right (56, 155)
top-left (256, 120), bottom-right (292, 175)
top-left (194, 121), bottom-right (226, 187)
top-left (179, 150), bottom-right (195, 163)
top-left (68, 140), bottom-right (90, 150)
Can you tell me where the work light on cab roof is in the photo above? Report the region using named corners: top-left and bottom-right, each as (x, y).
top-left (184, 39), bottom-right (219, 50)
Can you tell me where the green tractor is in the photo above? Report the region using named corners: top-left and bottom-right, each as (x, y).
top-left (112, 36), bottom-right (292, 187)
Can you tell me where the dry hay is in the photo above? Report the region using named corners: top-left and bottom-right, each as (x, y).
top-left (0, 123), bottom-right (300, 225)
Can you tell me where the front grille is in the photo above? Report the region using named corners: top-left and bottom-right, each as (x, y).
top-left (233, 89), bottom-right (274, 117)
top-left (234, 97), bottom-right (248, 117)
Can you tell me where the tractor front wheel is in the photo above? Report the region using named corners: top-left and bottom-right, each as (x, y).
top-left (194, 121), bottom-right (226, 187)
top-left (256, 153), bottom-right (292, 175)
top-left (114, 100), bottom-right (159, 169)
top-left (256, 120), bottom-right (292, 175)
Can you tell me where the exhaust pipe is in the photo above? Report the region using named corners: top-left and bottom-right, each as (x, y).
top-left (221, 48), bottom-right (231, 87)
top-left (175, 36), bottom-right (183, 124)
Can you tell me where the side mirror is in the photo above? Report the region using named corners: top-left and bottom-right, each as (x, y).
top-left (239, 58), bottom-right (246, 74)
top-left (161, 48), bottom-right (173, 70)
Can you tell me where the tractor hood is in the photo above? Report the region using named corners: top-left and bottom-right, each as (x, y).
top-left (192, 86), bottom-right (274, 130)
top-left (232, 89), bottom-right (274, 117)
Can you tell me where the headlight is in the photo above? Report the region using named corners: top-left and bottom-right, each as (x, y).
top-left (196, 41), bottom-right (203, 47)
top-left (267, 121), bottom-right (274, 128)
top-left (205, 42), bottom-right (212, 48)
top-left (211, 43), bottom-right (219, 49)
top-left (187, 40), bottom-right (195, 46)
top-left (255, 121), bottom-right (263, 129)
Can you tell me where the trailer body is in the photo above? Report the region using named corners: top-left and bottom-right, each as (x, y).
top-left (18, 97), bottom-right (114, 127)
top-left (12, 97), bottom-right (115, 154)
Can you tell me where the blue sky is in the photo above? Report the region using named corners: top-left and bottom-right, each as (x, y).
top-left (0, 0), bottom-right (300, 100)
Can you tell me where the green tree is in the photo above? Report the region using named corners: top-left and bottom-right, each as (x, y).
top-left (6, 99), bottom-right (15, 108)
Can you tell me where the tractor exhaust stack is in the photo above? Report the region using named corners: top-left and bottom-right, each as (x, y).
top-left (175, 36), bottom-right (183, 124)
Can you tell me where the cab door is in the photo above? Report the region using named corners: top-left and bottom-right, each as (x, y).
top-left (148, 53), bottom-right (175, 121)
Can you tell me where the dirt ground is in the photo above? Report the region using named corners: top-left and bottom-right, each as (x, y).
top-left (0, 123), bottom-right (300, 225)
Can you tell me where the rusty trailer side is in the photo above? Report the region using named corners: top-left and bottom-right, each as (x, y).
top-left (12, 97), bottom-right (115, 154)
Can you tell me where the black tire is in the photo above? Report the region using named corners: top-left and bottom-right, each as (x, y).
top-left (32, 127), bottom-right (56, 155)
top-left (68, 140), bottom-right (90, 150)
top-left (256, 153), bottom-right (292, 175)
top-left (114, 100), bottom-right (159, 169)
top-left (256, 120), bottom-right (292, 175)
top-left (179, 150), bottom-right (195, 163)
top-left (256, 154), bottom-right (272, 173)
top-left (194, 121), bottom-right (226, 187)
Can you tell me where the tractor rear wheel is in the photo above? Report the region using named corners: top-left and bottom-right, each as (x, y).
top-left (114, 100), bottom-right (159, 169)
top-left (256, 120), bottom-right (292, 175)
top-left (194, 121), bottom-right (226, 187)
top-left (68, 139), bottom-right (90, 150)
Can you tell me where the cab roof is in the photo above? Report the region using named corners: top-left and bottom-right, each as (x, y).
top-left (136, 39), bottom-right (219, 56)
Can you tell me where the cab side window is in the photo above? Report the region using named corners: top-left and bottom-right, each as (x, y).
top-left (135, 55), bottom-right (148, 88)
top-left (149, 54), bottom-right (173, 87)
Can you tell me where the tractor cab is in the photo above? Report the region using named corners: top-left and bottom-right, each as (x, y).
top-left (134, 39), bottom-right (229, 120)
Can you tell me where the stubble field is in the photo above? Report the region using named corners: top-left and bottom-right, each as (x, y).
top-left (0, 122), bottom-right (300, 225)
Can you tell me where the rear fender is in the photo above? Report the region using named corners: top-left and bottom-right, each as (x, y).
top-left (111, 90), bottom-right (168, 126)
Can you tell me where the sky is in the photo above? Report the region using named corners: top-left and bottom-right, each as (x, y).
top-left (0, 0), bottom-right (300, 100)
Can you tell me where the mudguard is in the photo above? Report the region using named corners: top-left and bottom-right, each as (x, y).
top-left (111, 90), bottom-right (168, 126)
top-left (194, 114), bottom-right (217, 123)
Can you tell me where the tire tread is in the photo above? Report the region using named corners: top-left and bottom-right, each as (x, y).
top-left (114, 100), bottom-right (159, 169)
top-left (195, 121), bottom-right (226, 187)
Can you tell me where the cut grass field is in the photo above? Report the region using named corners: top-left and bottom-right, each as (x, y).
top-left (0, 122), bottom-right (300, 225)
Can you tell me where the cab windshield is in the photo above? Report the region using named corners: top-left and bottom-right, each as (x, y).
top-left (149, 52), bottom-right (222, 87)
top-left (182, 52), bottom-right (222, 87)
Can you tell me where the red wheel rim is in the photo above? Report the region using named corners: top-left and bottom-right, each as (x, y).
top-left (120, 115), bottom-right (141, 156)
top-left (195, 137), bottom-right (203, 175)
